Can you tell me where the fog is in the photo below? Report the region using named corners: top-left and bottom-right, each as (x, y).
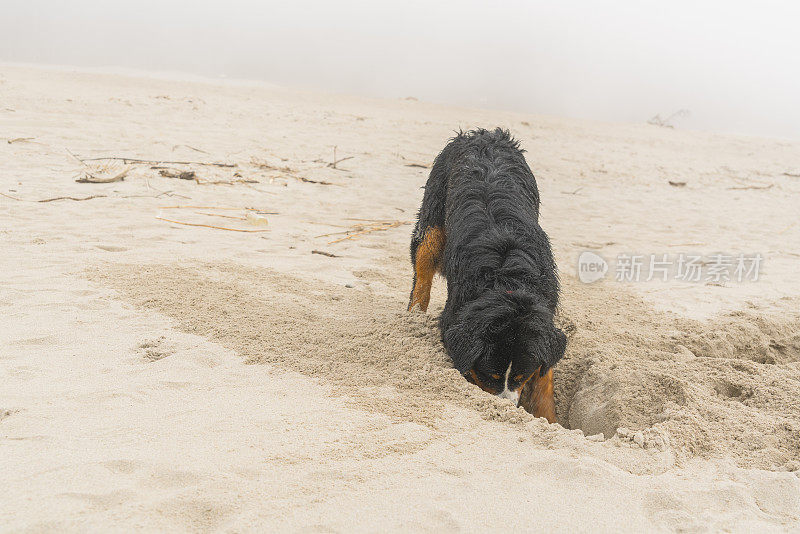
top-left (2, 1), bottom-right (799, 139)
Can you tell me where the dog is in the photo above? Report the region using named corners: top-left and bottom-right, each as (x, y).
top-left (407, 128), bottom-right (566, 422)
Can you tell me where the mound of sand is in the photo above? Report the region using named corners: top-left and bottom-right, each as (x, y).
top-left (94, 260), bottom-right (800, 474)
top-left (557, 278), bottom-right (800, 470)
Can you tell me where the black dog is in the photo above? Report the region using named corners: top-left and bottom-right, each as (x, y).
top-left (408, 128), bottom-right (566, 421)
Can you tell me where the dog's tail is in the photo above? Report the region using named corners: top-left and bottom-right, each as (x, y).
top-left (443, 288), bottom-right (561, 374)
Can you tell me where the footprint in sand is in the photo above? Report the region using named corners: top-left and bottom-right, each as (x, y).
top-left (136, 336), bottom-right (175, 362)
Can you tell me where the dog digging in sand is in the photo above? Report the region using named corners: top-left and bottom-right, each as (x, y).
top-left (408, 128), bottom-right (566, 422)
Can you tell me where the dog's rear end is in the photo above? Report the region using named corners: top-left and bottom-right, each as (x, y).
top-left (408, 128), bottom-right (565, 421)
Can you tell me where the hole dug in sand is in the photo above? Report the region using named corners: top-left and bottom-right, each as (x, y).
top-left (94, 262), bottom-right (800, 472)
top-left (555, 278), bottom-right (800, 470)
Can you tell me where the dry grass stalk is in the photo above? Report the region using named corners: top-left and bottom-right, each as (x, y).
top-left (78, 156), bottom-right (236, 168)
top-left (1, 191), bottom-right (106, 202)
top-left (727, 183), bottom-right (774, 191)
top-left (327, 220), bottom-right (410, 244)
top-left (155, 216), bottom-right (269, 233)
top-left (194, 177), bottom-right (258, 186)
top-left (39, 195), bottom-right (107, 203)
top-left (194, 211), bottom-right (247, 220)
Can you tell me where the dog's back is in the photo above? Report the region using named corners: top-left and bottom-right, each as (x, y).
top-left (439, 129), bottom-right (557, 310)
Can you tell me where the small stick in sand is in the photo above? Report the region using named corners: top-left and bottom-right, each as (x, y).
top-left (727, 183), bottom-right (774, 191)
top-left (562, 187), bottom-right (584, 195)
top-left (158, 205), bottom-right (277, 213)
top-left (76, 155), bottom-right (236, 168)
top-left (327, 220), bottom-right (409, 244)
top-left (76, 168), bottom-right (129, 183)
top-left (311, 250), bottom-right (340, 257)
top-left (194, 211), bottom-right (247, 220)
top-left (159, 169), bottom-right (196, 180)
top-left (38, 195), bottom-right (107, 203)
top-left (7, 137), bottom-right (35, 144)
top-left (296, 176), bottom-right (336, 185)
top-left (156, 216), bottom-right (269, 232)
top-left (160, 205), bottom-right (246, 210)
top-left (194, 177), bottom-right (259, 185)
top-left (1, 191), bottom-right (106, 202)
top-left (172, 144), bottom-right (209, 154)
top-left (327, 146), bottom-right (354, 170)
top-left (314, 226), bottom-right (370, 238)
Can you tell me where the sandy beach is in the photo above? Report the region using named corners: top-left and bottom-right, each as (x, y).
top-left (2, 64), bottom-right (800, 532)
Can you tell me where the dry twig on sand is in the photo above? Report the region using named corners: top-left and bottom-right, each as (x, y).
top-left (194, 211), bottom-right (247, 220)
top-left (194, 176), bottom-right (258, 186)
top-left (159, 169), bottom-right (196, 180)
top-left (172, 144), bottom-right (209, 154)
top-left (327, 146), bottom-right (354, 170)
top-left (76, 155), bottom-right (236, 168)
top-left (0, 192), bottom-right (25, 201)
top-left (76, 167), bottom-right (129, 183)
top-left (251, 156), bottom-right (338, 185)
top-left (155, 216), bottom-right (269, 233)
top-left (1, 191), bottom-right (107, 202)
top-left (326, 220), bottom-right (411, 244)
top-left (297, 176), bottom-right (336, 185)
top-left (668, 181), bottom-right (687, 187)
top-left (727, 183), bottom-right (774, 191)
top-left (158, 205), bottom-right (277, 213)
top-left (561, 187), bottom-right (584, 195)
top-left (311, 250), bottom-right (340, 258)
top-left (7, 137), bottom-right (35, 144)
top-left (39, 195), bottom-right (107, 203)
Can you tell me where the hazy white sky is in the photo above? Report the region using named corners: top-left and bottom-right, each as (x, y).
top-left (2, 1), bottom-right (799, 139)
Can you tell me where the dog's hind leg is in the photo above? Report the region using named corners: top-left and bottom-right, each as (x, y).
top-left (521, 367), bottom-right (556, 423)
top-left (408, 226), bottom-right (445, 312)
top-left (408, 149), bottom-right (450, 312)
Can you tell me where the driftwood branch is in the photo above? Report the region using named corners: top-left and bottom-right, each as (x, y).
top-left (76, 168), bottom-right (129, 183)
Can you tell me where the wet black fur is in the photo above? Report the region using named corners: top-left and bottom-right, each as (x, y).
top-left (410, 128), bottom-right (566, 393)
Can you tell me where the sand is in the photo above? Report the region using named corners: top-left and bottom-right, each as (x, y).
top-left (2, 64), bottom-right (800, 532)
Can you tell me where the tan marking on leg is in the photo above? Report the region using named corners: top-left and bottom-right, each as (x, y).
top-left (519, 367), bottom-right (556, 423)
top-left (408, 226), bottom-right (445, 312)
